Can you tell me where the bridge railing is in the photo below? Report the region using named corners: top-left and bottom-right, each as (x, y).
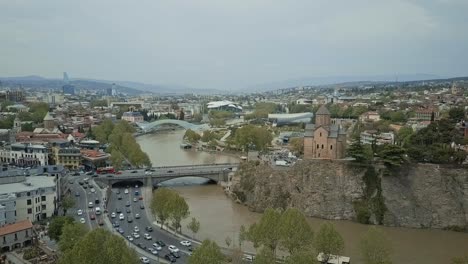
top-left (151, 163), bottom-right (239, 169)
top-left (102, 169), bottom-right (228, 179)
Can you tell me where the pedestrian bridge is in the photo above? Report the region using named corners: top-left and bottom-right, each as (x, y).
top-left (95, 163), bottom-right (239, 187)
top-left (137, 120), bottom-right (209, 132)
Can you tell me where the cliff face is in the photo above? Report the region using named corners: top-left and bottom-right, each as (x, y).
top-left (229, 160), bottom-right (468, 230)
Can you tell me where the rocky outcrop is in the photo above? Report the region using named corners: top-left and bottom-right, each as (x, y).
top-left (229, 160), bottom-right (468, 230)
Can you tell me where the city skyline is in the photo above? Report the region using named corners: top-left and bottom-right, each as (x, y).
top-left (1, 0), bottom-right (468, 90)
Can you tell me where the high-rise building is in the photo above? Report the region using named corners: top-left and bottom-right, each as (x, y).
top-left (62, 72), bottom-right (75, 95)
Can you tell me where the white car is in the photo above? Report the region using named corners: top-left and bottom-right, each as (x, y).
top-left (133, 197), bottom-right (137, 202)
top-left (127, 235), bottom-right (134, 242)
top-left (150, 249), bottom-right (158, 255)
top-left (134, 226), bottom-right (140, 232)
top-left (119, 213), bottom-right (125, 220)
top-left (133, 232), bottom-right (140, 238)
top-left (152, 243), bottom-right (162, 251)
top-left (144, 233), bottom-right (152, 240)
top-left (90, 188), bottom-right (95, 193)
top-left (88, 202), bottom-right (94, 208)
top-left (124, 189), bottom-right (129, 194)
top-left (79, 218), bottom-right (86, 224)
top-left (77, 209), bottom-right (83, 216)
top-left (168, 245), bottom-right (179, 253)
top-left (111, 212), bottom-right (116, 218)
top-left (180, 240), bottom-right (191, 247)
top-left (140, 257), bottom-right (150, 263)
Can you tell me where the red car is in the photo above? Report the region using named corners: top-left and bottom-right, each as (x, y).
top-left (139, 196), bottom-right (143, 200)
top-left (116, 171), bottom-right (122, 175)
top-left (98, 218), bottom-right (104, 226)
top-left (90, 214), bottom-right (96, 220)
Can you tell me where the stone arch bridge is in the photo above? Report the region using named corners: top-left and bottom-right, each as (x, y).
top-left (95, 163), bottom-right (238, 187)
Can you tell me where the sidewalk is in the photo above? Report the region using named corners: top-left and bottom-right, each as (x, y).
top-left (5, 252), bottom-right (31, 264)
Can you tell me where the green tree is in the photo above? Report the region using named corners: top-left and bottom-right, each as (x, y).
top-left (453, 255), bottom-right (468, 264)
top-left (314, 223), bottom-right (344, 260)
top-left (59, 228), bottom-right (139, 264)
top-left (187, 217), bottom-right (201, 239)
top-left (279, 208), bottom-right (314, 254)
top-left (93, 119), bottom-right (115, 143)
top-left (184, 129), bottom-right (201, 144)
top-left (169, 194), bottom-right (190, 233)
top-left (151, 188), bottom-right (175, 230)
top-left (239, 225), bottom-right (247, 248)
top-left (378, 144), bottom-right (407, 168)
top-left (285, 250), bottom-right (318, 264)
top-left (61, 195), bottom-right (75, 215)
top-left (247, 208), bottom-right (282, 255)
top-left (58, 222), bottom-right (88, 253)
top-left (225, 236), bottom-right (232, 248)
top-left (49, 216), bottom-right (74, 241)
top-left (110, 149), bottom-right (125, 170)
top-left (189, 239), bottom-right (224, 264)
top-left (234, 125), bottom-right (273, 152)
top-left (289, 138), bottom-right (304, 156)
top-left (448, 107), bottom-right (466, 122)
top-left (347, 136), bottom-right (371, 163)
top-left (253, 247), bottom-right (275, 264)
top-left (360, 227), bottom-right (393, 264)
top-left (20, 123), bottom-right (34, 132)
top-left (396, 126), bottom-right (413, 146)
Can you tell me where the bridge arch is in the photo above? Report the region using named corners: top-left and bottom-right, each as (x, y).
top-left (137, 120), bottom-right (209, 132)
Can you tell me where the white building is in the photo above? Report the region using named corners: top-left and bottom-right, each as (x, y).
top-left (121, 111), bottom-right (144, 123)
top-left (0, 143), bottom-right (49, 166)
top-left (207, 101), bottom-right (242, 112)
top-left (0, 176), bottom-right (56, 222)
top-left (360, 130), bottom-right (395, 145)
top-left (0, 193), bottom-right (17, 226)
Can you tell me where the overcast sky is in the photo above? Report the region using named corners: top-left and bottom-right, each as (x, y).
top-left (1, 0), bottom-right (467, 89)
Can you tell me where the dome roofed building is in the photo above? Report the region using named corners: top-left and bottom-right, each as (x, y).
top-left (303, 105), bottom-right (346, 160)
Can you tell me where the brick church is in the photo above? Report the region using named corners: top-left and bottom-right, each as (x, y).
top-left (304, 105), bottom-right (347, 159)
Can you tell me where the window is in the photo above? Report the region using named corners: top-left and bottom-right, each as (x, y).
top-left (27, 208), bottom-right (32, 214)
top-left (318, 153), bottom-right (321, 157)
top-left (41, 196), bottom-right (46, 202)
top-left (2, 237), bottom-right (5, 244)
top-left (26, 230), bottom-right (29, 237)
top-left (27, 199), bottom-right (31, 205)
top-left (321, 144), bottom-right (324, 149)
top-left (316, 144), bottom-right (319, 149)
top-left (41, 204), bottom-right (46, 210)
top-left (330, 145), bottom-right (333, 150)
top-left (27, 192), bottom-right (30, 197)
top-left (320, 132), bottom-right (322, 137)
top-left (14, 234), bottom-right (17, 241)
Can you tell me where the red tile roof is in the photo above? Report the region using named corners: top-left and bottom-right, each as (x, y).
top-left (0, 220), bottom-right (33, 236)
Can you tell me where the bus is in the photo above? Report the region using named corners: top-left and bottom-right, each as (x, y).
top-left (96, 167), bottom-right (115, 174)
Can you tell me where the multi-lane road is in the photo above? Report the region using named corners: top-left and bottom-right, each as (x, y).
top-left (65, 173), bottom-right (193, 263)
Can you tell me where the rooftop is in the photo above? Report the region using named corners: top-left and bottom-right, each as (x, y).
top-left (0, 176), bottom-right (55, 195)
top-left (0, 220), bottom-right (33, 236)
top-left (316, 105), bottom-right (331, 115)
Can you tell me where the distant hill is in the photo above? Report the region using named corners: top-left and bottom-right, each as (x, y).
top-left (243, 74), bottom-right (446, 92)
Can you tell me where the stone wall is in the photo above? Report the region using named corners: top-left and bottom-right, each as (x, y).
top-left (229, 160), bottom-right (468, 230)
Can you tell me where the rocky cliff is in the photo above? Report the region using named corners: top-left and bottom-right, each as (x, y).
top-left (229, 160), bottom-right (468, 230)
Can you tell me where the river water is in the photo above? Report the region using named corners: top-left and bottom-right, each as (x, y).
top-left (137, 130), bottom-right (468, 264)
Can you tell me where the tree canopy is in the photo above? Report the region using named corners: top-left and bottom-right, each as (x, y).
top-left (150, 188), bottom-right (190, 232)
top-left (233, 125), bottom-right (273, 152)
top-left (314, 223), bottom-right (344, 259)
top-left (189, 239), bottom-right (224, 264)
top-left (49, 216), bottom-right (74, 241)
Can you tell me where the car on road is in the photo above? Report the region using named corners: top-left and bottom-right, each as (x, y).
top-left (90, 188), bottom-right (95, 193)
top-left (80, 218), bottom-right (86, 224)
top-left (90, 214), bottom-right (96, 220)
top-left (133, 197), bottom-right (137, 202)
top-left (126, 208), bottom-right (131, 213)
top-left (111, 212), bottom-right (116, 218)
top-left (95, 199), bottom-right (100, 204)
top-left (127, 235), bottom-right (134, 241)
top-left (139, 256), bottom-right (150, 263)
top-left (145, 171), bottom-right (152, 175)
top-left (83, 185), bottom-right (88, 189)
top-left (150, 249), bottom-right (158, 255)
top-left (135, 184), bottom-right (139, 188)
top-left (117, 195), bottom-right (122, 200)
top-left (180, 240), bottom-right (191, 247)
top-left (127, 217), bottom-right (133, 223)
top-left (77, 209), bottom-right (83, 216)
top-left (124, 189), bottom-right (129, 194)
top-left (68, 179), bottom-right (74, 184)
top-left (152, 243), bottom-right (162, 251)
top-left (88, 202), bottom-right (93, 208)
top-left (156, 240), bottom-right (166, 247)
top-left (137, 243), bottom-right (146, 250)
top-left (134, 226), bottom-right (140, 232)
top-left (170, 251), bottom-right (180, 258)
top-left (98, 219), bottom-right (104, 226)
top-left (113, 222), bottom-right (120, 228)
top-left (145, 226), bottom-right (153, 232)
top-left (78, 181), bottom-right (84, 185)
top-left (167, 170), bottom-right (174, 173)
top-left (75, 192), bottom-right (80, 197)
top-left (133, 232), bottom-right (140, 238)
top-left (164, 254), bottom-right (176, 262)
top-left (168, 245), bottom-right (179, 253)
top-left (140, 204), bottom-right (145, 209)
top-left (119, 213), bottom-right (124, 220)
top-left (131, 170), bottom-right (138, 173)
top-left (242, 254), bottom-right (254, 262)
top-left (135, 213), bottom-right (140, 219)
top-left (116, 208), bottom-right (122, 213)
top-left (116, 189), bottom-right (121, 194)
top-left (144, 233), bottom-right (152, 240)
top-left (118, 228), bottom-right (124, 234)
top-left (126, 201), bottom-right (131, 207)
